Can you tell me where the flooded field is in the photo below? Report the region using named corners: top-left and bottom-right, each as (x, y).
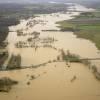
top-left (0, 3), bottom-right (100, 100)
top-left (1, 63), bottom-right (100, 100)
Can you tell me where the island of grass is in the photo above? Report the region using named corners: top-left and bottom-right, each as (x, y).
top-left (56, 10), bottom-right (100, 50)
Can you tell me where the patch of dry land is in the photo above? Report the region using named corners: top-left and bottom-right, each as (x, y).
top-left (0, 3), bottom-right (100, 100)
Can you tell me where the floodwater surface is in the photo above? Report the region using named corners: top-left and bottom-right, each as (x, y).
top-left (0, 4), bottom-right (100, 100)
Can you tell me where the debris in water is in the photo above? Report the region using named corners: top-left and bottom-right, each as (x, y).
top-left (30, 75), bottom-right (36, 80)
top-left (43, 71), bottom-right (47, 74)
top-left (70, 76), bottom-right (77, 82)
top-left (27, 82), bottom-right (30, 85)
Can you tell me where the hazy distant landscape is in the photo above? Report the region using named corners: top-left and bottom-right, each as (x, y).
top-left (0, 0), bottom-right (100, 100)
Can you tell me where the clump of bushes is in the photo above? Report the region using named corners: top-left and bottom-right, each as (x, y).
top-left (7, 54), bottom-right (21, 70)
top-left (61, 50), bottom-right (81, 63)
top-left (0, 52), bottom-right (8, 69)
top-left (91, 65), bottom-right (100, 80)
top-left (0, 77), bottom-right (18, 92)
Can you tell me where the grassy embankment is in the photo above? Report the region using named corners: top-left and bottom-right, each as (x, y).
top-left (56, 10), bottom-right (100, 50)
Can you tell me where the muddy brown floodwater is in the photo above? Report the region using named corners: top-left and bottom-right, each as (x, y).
top-left (0, 4), bottom-right (100, 100)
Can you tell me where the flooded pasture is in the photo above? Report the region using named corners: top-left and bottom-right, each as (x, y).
top-left (0, 4), bottom-right (100, 100)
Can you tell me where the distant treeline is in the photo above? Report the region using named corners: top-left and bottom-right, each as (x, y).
top-left (0, 18), bottom-right (19, 44)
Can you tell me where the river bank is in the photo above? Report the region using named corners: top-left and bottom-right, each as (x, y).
top-left (57, 10), bottom-right (100, 50)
